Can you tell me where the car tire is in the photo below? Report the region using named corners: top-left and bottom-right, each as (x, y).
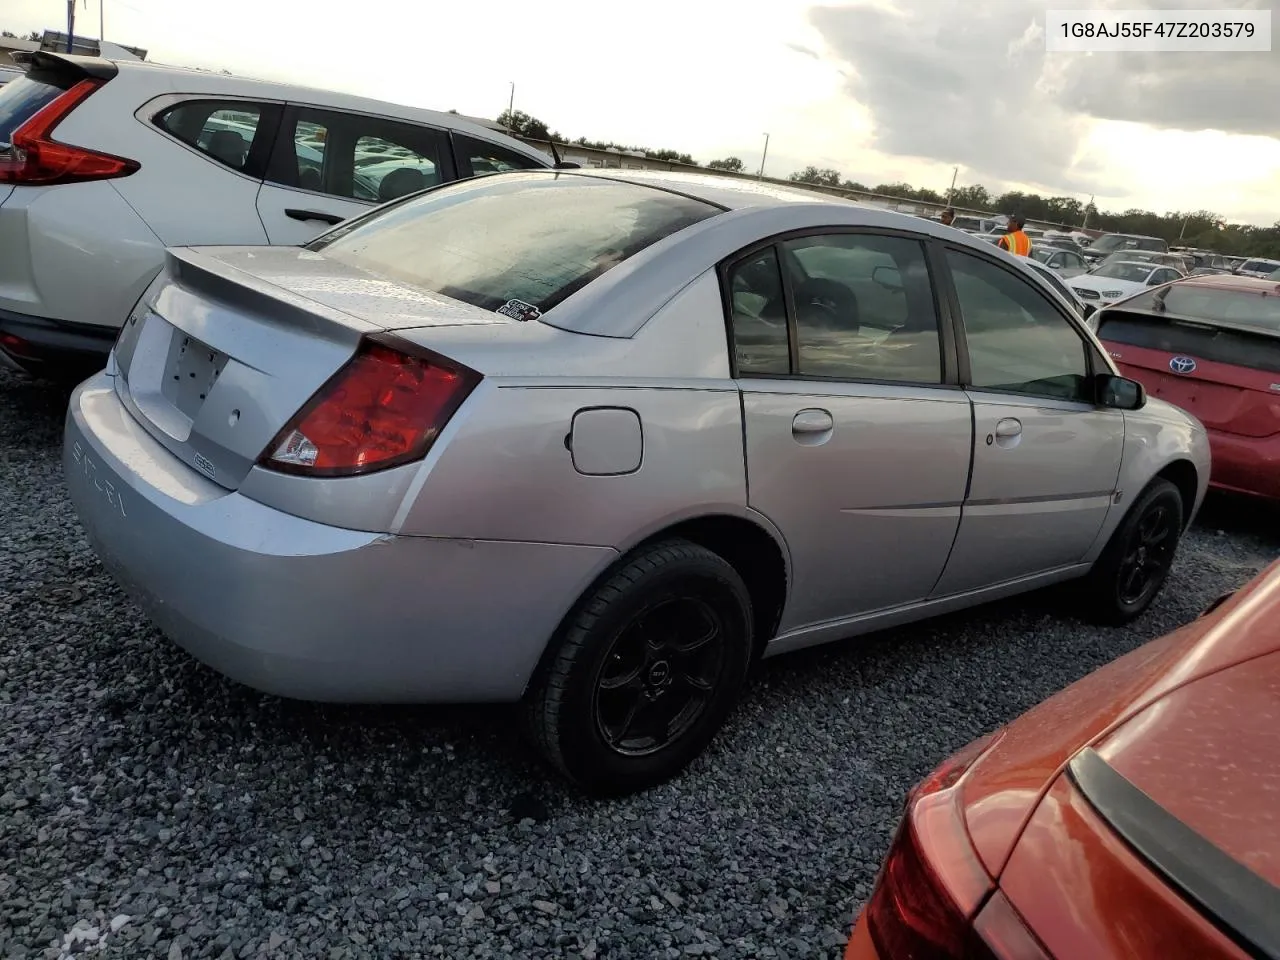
top-left (524, 538), bottom-right (753, 797)
top-left (1081, 478), bottom-right (1184, 625)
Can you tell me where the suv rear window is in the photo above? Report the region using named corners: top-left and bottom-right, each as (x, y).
top-left (0, 71), bottom-right (74, 148)
top-left (1135, 236), bottom-right (1167, 252)
top-left (310, 173), bottom-right (719, 317)
top-left (1097, 287), bottom-right (1280, 373)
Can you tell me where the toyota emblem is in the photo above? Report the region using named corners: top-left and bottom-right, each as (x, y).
top-left (1169, 355), bottom-right (1197, 375)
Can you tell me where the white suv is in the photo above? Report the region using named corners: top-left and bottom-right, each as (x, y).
top-left (0, 52), bottom-right (552, 375)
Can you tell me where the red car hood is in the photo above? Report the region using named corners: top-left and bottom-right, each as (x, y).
top-left (960, 560), bottom-right (1280, 877)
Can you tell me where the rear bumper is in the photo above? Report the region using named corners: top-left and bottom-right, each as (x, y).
top-left (0, 306), bottom-right (116, 374)
top-left (1207, 428), bottom-right (1280, 501)
top-left (63, 373), bottom-right (617, 703)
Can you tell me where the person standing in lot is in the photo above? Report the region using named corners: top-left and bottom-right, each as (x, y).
top-left (939, 207), bottom-right (956, 227)
top-left (998, 214), bottom-right (1031, 256)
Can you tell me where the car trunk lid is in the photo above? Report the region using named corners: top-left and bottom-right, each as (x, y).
top-left (113, 246), bottom-right (513, 490)
top-left (1098, 307), bottom-right (1280, 438)
top-left (1092, 650), bottom-right (1280, 890)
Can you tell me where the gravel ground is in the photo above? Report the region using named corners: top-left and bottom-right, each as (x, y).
top-left (2, 366), bottom-right (1277, 960)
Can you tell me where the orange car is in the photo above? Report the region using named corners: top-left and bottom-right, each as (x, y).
top-left (846, 560), bottom-right (1280, 960)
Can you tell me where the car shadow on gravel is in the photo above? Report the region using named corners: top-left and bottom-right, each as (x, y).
top-left (0, 371), bottom-right (74, 446)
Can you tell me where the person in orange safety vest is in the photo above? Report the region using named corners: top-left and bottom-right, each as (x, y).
top-left (998, 214), bottom-right (1032, 256)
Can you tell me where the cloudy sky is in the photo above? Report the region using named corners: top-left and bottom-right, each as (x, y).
top-left (7, 0), bottom-right (1279, 224)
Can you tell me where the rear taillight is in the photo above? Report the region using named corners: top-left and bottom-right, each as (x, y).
top-left (260, 338), bottom-right (480, 477)
top-left (863, 731), bottom-right (1049, 960)
top-left (0, 78), bottom-right (140, 186)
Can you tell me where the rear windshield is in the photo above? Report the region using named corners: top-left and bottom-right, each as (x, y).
top-left (0, 71), bottom-right (74, 149)
top-left (1240, 260), bottom-right (1280, 274)
top-left (309, 173), bottom-right (719, 317)
top-left (1095, 263), bottom-right (1153, 283)
top-left (1087, 235), bottom-right (1165, 254)
top-left (1097, 312), bottom-right (1280, 374)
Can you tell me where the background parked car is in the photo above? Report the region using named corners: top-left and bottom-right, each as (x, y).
top-left (64, 170), bottom-right (1208, 796)
top-left (1030, 244), bottom-right (1088, 278)
top-left (1090, 250), bottom-right (1189, 274)
top-left (1095, 274), bottom-right (1280, 501)
top-left (0, 51), bottom-right (552, 376)
top-left (1071, 260), bottom-right (1183, 308)
top-left (845, 558), bottom-right (1280, 960)
top-left (1233, 257), bottom-right (1280, 279)
top-left (1081, 232), bottom-right (1168, 267)
top-left (1022, 256), bottom-right (1095, 325)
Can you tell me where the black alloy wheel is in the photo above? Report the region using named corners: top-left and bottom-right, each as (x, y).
top-left (525, 539), bottom-right (753, 797)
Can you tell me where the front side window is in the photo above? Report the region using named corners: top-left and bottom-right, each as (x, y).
top-left (782, 234), bottom-right (942, 383)
top-left (948, 249), bottom-right (1091, 401)
top-left (155, 100), bottom-right (267, 174)
top-left (311, 173), bottom-right (718, 317)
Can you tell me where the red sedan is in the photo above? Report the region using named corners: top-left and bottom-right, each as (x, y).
top-left (846, 560), bottom-right (1280, 959)
top-left (1094, 274), bottom-right (1280, 500)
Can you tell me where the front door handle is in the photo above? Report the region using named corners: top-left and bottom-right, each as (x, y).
top-left (792, 408), bottom-right (834, 435)
top-left (284, 208), bottom-right (345, 225)
top-left (994, 418), bottom-right (1022, 439)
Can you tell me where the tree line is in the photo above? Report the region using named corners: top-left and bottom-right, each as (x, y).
top-left (489, 111), bottom-right (1279, 259)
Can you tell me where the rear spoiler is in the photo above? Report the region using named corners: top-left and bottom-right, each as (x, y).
top-left (23, 51), bottom-right (118, 83)
top-left (1069, 748), bottom-right (1280, 960)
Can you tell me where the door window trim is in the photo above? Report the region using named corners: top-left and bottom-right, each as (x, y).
top-left (934, 240), bottom-right (1107, 404)
top-left (264, 103), bottom-right (458, 205)
top-left (141, 94), bottom-right (283, 183)
top-left (716, 225), bottom-right (962, 388)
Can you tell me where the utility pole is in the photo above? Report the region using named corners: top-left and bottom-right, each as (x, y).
top-left (66, 0), bottom-right (76, 51)
top-left (1082, 194), bottom-right (1094, 230)
top-left (946, 166), bottom-right (957, 205)
top-left (757, 133), bottom-right (769, 180)
top-left (505, 82), bottom-right (515, 133)
top-left (100, 0), bottom-right (104, 42)
top-left (1178, 215), bottom-right (1189, 241)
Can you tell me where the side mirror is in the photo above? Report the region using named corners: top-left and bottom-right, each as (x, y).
top-left (1096, 373), bottom-right (1145, 410)
top-left (872, 265), bottom-right (903, 291)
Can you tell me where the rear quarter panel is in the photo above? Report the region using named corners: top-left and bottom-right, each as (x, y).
top-left (396, 382), bottom-right (748, 548)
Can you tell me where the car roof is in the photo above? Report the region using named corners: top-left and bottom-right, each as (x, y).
top-left (97, 56), bottom-right (550, 165)
top-left (558, 168), bottom-right (865, 211)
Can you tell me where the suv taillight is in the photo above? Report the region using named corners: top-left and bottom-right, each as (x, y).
top-left (862, 732), bottom-right (1050, 960)
top-left (260, 338), bottom-right (480, 477)
top-left (0, 78), bottom-right (140, 186)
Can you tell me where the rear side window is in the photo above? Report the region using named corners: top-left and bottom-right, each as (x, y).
top-left (154, 100), bottom-right (274, 176)
top-left (1136, 237), bottom-right (1167, 252)
top-left (310, 173), bottom-right (719, 317)
top-left (453, 134), bottom-right (544, 178)
top-left (0, 72), bottom-right (74, 148)
top-left (267, 107), bottom-right (449, 203)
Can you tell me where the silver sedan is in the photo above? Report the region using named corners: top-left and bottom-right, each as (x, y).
top-left (63, 170), bottom-right (1210, 796)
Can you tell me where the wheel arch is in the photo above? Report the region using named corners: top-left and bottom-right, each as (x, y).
top-left (1155, 458), bottom-right (1199, 530)
top-left (521, 512), bottom-right (791, 699)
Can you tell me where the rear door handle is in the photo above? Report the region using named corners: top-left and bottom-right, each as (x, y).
top-left (792, 408), bottom-right (834, 435)
top-left (284, 208), bottom-right (345, 225)
top-left (995, 418), bottom-right (1022, 439)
